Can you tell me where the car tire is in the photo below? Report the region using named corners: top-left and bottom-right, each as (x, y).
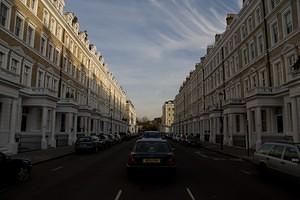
top-left (16, 166), bottom-right (31, 182)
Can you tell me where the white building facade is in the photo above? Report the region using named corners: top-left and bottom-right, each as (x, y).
top-left (161, 100), bottom-right (174, 133)
top-left (173, 0), bottom-right (300, 150)
top-left (0, 0), bottom-right (135, 154)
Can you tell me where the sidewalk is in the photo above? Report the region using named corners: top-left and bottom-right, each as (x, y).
top-left (12, 146), bottom-right (75, 165)
top-left (200, 141), bottom-right (255, 163)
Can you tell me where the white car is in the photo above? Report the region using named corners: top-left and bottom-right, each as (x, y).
top-left (254, 142), bottom-right (300, 178)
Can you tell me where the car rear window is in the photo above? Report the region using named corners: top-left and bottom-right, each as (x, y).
top-left (135, 141), bottom-right (170, 153)
top-left (78, 137), bottom-right (91, 142)
top-left (143, 132), bottom-right (161, 138)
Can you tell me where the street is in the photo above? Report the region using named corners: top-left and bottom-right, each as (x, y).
top-left (0, 139), bottom-right (298, 200)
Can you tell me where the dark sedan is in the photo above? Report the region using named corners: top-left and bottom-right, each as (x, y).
top-left (0, 152), bottom-right (32, 184)
top-left (75, 136), bottom-right (102, 153)
top-left (127, 138), bottom-right (176, 176)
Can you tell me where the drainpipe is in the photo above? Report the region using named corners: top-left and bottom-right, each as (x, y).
top-left (261, 0), bottom-right (272, 87)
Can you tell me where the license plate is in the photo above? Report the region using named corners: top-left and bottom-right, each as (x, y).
top-left (143, 158), bottom-right (160, 164)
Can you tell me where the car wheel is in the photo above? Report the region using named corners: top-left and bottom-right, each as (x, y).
top-left (16, 167), bottom-right (30, 182)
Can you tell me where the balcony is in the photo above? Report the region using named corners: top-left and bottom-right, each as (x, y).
top-left (32, 88), bottom-right (58, 98)
top-left (246, 87), bottom-right (273, 98)
top-left (59, 98), bottom-right (78, 105)
top-left (225, 98), bottom-right (244, 105)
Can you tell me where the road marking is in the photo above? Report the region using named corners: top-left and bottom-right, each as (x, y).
top-left (186, 187), bottom-right (196, 200)
top-left (114, 189), bottom-right (122, 200)
top-left (195, 151), bottom-right (209, 158)
top-left (51, 166), bottom-right (63, 172)
top-left (240, 170), bottom-right (252, 175)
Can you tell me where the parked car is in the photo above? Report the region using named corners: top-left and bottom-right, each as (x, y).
top-left (254, 142), bottom-right (300, 179)
top-left (75, 136), bottom-right (102, 153)
top-left (98, 134), bottom-right (111, 148)
top-left (127, 138), bottom-right (176, 176)
top-left (0, 152), bottom-right (32, 184)
top-left (105, 134), bottom-right (117, 145)
top-left (115, 134), bottom-right (122, 143)
top-left (142, 131), bottom-right (162, 139)
top-left (187, 135), bottom-right (201, 146)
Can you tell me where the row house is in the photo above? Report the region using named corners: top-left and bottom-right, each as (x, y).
top-left (0, 0), bottom-right (135, 154)
top-left (173, 0), bottom-right (300, 150)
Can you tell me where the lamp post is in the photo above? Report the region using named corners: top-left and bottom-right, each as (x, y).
top-left (219, 92), bottom-right (224, 150)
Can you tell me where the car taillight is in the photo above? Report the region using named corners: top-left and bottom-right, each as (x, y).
top-left (128, 152), bottom-right (136, 165)
top-left (167, 155), bottom-right (176, 166)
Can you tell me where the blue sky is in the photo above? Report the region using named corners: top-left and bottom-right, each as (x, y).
top-left (66, 0), bottom-right (241, 119)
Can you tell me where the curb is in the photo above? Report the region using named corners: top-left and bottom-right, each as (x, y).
top-left (32, 151), bottom-right (75, 166)
top-left (200, 146), bottom-right (255, 164)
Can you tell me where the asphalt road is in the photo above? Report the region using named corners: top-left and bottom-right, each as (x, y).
top-left (0, 139), bottom-right (299, 200)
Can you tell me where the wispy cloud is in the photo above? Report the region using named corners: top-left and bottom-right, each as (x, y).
top-left (66, 0), bottom-right (240, 119)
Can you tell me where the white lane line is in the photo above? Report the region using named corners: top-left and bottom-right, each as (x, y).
top-left (240, 170), bottom-right (252, 175)
top-left (186, 187), bottom-right (196, 200)
top-left (114, 189), bottom-right (122, 200)
top-left (51, 166), bottom-right (63, 172)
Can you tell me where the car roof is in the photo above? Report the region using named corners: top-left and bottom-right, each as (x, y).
top-left (136, 138), bottom-right (167, 142)
top-left (262, 141), bottom-right (299, 146)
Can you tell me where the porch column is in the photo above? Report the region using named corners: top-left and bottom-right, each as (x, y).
top-left (87, 117), bottom-right (91, 136)
top-left (223, 114), bottom-right (228, 145)
top-left (247, 109), bottom-right (254, 148)
top-left (84, 117), bottom-right (88, 136)
top-left (255, 107), bottom-right (262, 149)
top-left (73, 114), bottom-right (78, 142)
top-left (228, 114), bottom-right (233, 146)
top-left (291, 98), bottom-right (300, 142)
top-left (68, 113), bottom-right (74, 145)
top-left (50, 109), bottom-right (56, 148)
top-left (41, 107), bottom-right (48, 150)
top-left (8, 98), bottom-right (18, 153)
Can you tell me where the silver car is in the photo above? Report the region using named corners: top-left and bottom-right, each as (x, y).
top-left (254, 142), bottom-right (300, 178)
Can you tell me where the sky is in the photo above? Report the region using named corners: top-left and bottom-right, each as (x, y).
top-left (66, 0), bottom-right (242, 119)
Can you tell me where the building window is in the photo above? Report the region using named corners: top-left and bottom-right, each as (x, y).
top-left (22, 63), bottom-right (32, 87)
top-left (15, 13), bottom-right (24, 39)
top-left (43, 9), bottom-right (49, 27)
top-left (40, 35), bottom-right (47, 56)
top-left (256, 7), bottom-right (262, 25)
top-left (250, 42), bottom-right (256, 61)
top-left (56, 24), bottom-right (62, 41)
top-left (10, 58), bottom-right (19, 74)
top-left (0, 51), bottom-right (6, 68)
top-left (37, 70), bottom-right (45, 88)
top-left (26, 23), bottom-right (35, 47)
top-left (53, 48), bottom-right (60, 66)
top-left (29, 0), bottom-right (38, 14)
top-left (270, 0), bottom-right (280, 10)
top-left (248, 16), bottom-right (254, 32)
top-left (243, 47), bottom-right (249, 66)
top-left (0, 1), bottom-right (10, 29)
top-left (273, 61), bottom-right (285, 86)
top-left (257, 34), bottom-right (264, 55)
top-left (47, 43), bottom-right (54, 61)
top-left (283, 9), bottom-right (293, 35)
top-left (271, 21), bottom-right (279, 46)
top-left (259, 69), bottom-right (267, 87)
top-left (49, 17), bottom-right (56, 35)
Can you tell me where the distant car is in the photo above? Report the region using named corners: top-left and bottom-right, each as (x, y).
top-left (187, 135), bottom-right (201, 146)
top-left (0, 152), bottom-right (32, 183)
top-left (75, 136), bottom-right (102, 153)
top-left (105, 134), bottom-right (117, 145)
top-left (127, 138), bottom-right (176, 176)
top-left (98, 134), bottom-right (111, 148)
top-left (254, 142), bottom-right (300, 179)
top-left (142, 131), bottom-right (162, 139)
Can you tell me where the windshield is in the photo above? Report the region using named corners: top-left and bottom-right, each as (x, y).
top-left (135, 141), bottom-right (170, 153)
top-left (77, 137), bottom-right (91, 142)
